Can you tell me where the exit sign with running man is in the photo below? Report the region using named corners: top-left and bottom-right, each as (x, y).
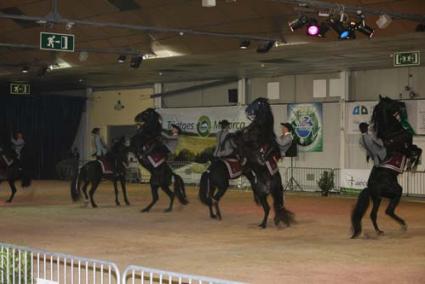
top-left (394, 51), bottom-right (420, 67)
top-left (40, 32), bottom-right (75, 52)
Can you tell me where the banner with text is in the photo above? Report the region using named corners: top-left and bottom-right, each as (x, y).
top-left (288, 103), bottom-right (323, 152)
top-left (157, 106), bottom-right (249, 161)
top-left (346, 101), bottom-right (376, 135)
top-left (340, 168), bottom-right (371, 190)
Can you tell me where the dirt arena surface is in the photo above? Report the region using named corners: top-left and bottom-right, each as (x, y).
top-left (1, 180), bottom-right (425, 283)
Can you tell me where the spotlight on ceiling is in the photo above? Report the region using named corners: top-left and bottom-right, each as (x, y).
top-left (21, 66), bottom-right (29, 74)
top-left (357, 23), bottom-right (374, 38)
top-left (256, 41), bottom-right (275, 53)
top-left (329, 17), bottom-right (353, 40)
top-left (376, 14), bottom-right (392, 29)
top-left (288, 15), bottom-right (309, 32)
top-left (130, 55), bottom-right (143, 68)
top-left (306, 19), bottom-right (320, 36)
top-left (240, 40), bottom-right (250, 49)
top-left (117, 55), bottom-right (127, 63)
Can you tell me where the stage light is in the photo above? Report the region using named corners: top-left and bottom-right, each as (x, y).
top-left (357, 23), bottom-right (374, 38)
top-left (288, 15), bottom-right (308, 32)
top-left (130, 55), bottom-right (143, 68)
top-left (306, 19), bottom-right (320, 36)
top-left (240, 40), bottom-right (250, 49)
top-left (21, 66), bottom-right (29, 74)
top-left (256, 41), bottom-right (275, 53)
top-left (329, 17), bottom-right (353, 40)
top-left (376, 14), bottom-right (392, 29)
top-left (117, 55), bottom-right (126, 63)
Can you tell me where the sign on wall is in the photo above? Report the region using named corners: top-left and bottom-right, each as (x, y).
top-left (287, 103), bottom-right (323, 152)
top-left (340, 169), bottom-right (371, 190)
top-left (393, 51), bottom-right (420, 67)
top-left (346, 101), bottom-right (376, 134)
top-left (10, 82), bottom-right (30, 95)
top-left (40, 32), bottom-right (75, 52)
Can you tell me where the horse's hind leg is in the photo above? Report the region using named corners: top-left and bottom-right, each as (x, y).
top-left (385, 191), bottom-right (407, 231)
top-left (113, 179), bottom-right (120, 206)
top-left (141, 186), bottom-right (159, 212)
top-left (120, 177), bottom-right (130, 206)
top-left (258, 195), bottom-right (270, 229)
top-left (370, 195), bottom-right (384, 235)
top-left (81, 181), bottom-right (90, 202)
top-left (212, 186), bottom-right (228, 221)
top-left (161, 186), bottom-right (175, 212)
top-left (6, 180), bottom-right (17, 203)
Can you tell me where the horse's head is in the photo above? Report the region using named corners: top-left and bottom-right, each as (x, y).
top-left (372, 96), bottom-right (406, 139)
top-left (134, 108), bottom-right (162, 137)
top-left (246, 98), bottom-right (271, 121)
top-left (111, 136), bottom-right (131, 167)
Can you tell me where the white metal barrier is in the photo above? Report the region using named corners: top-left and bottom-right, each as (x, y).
top-left (122, 265), bottom-right (244, 284)
top-left (0, 243), bottom-right (120, 284)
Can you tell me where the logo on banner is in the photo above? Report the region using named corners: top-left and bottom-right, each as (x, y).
top-left (197, 115), bottom-right (211, 137)
top-left (352, 105), bottom-right (369, 115)
top-left (292, 111), bottom-right (320, 147)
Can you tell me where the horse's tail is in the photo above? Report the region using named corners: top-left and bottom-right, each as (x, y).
top-left (20, 168), bottom-right (31, 187)
top-left (351, 187), bottom-right (370, 239)
top-left (173, 173), bottom-right (188, 205)
top-left (272, 183), bottom-right (296, 226)
top-left (70, 165), bottom-right (84, 202)
top-left (199, 171), bottom-right (212, 206)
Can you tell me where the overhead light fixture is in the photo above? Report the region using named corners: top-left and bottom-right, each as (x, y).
top-left (202, 0), bottom-right (216, 7)
top-left (79, 51), bottom-right (89, 62)
top-left (117, 55), bottom-right (126, 63)
top-left (329, 17), bottom-right (353, 40)
top-left (288, 15), bottom-right (309, 32)
top-left (416, 23), bottom-right (425, 32)
top-left (357, 23), bottom-right (374, 38)
top-left (317, 22), bottom-right (330, 37)
top-left (21, 66), bottom-right (29, 74)
top-left (130, 55), bottom-right (143, 68)
top-left (65, 22), bottom-right (75, 31)
top-left (256, 41), bottom-right (275, 53)
top-left (240, 40), bottom-right (250, 49)
top-left (376, 14), bottom-right (392, 29)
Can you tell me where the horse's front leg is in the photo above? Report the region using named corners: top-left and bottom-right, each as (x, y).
top-left (6, 179), bottom-right (17, 203)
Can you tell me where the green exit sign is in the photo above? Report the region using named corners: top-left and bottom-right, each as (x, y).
top-left (10, 82), bottom-right (30, 95)
top-left (40, 32), bottom-right (75, 52)
top-left (394, 51), bottom-right (420, 67)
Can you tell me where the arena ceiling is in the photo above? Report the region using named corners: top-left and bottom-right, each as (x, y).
top-left (0, 0), bottom-right (424, 91)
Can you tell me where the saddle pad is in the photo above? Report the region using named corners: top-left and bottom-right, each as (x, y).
top-left (265, 154), bottom-right (280, 176)
top-left (223, 158), bottom-right (242, 179)
top-left (147, 153), bottom-right (166, 168)
top-left (97, 158), bottom-right (113, 174)
top-left (379, 152), bottom-right (406, 174)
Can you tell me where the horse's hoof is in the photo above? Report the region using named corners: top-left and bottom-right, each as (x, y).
top-left (125, 201), bottom-right (130, 206)
top-left (210, 214), bottom-right (217, 219)
top-left (258, 223), bottom-right (267, 229)
top-left (164, 208), bottom-right (172, 213)
top-left (141, 208), bottom-right (150, 213)
top-left (6, 200), bottom-right (12, 203)
top-left (401, 224), bottom-right (408, 231)
top-left (92, 205), bottom-right (98, 208)
top-left (116, 202), bottom-right (121, 206)
top-left (376, 230), bottom-right (384, 236)
top-left (274, 217), bottom-right (280, 226)
top-left (351, 232), bottom-right (361, 239)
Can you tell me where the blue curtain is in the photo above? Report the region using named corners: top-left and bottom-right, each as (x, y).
top-left (0, 95), bottom-right (86, 178)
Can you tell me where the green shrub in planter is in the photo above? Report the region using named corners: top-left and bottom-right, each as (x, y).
top-left (0, 249), bottom-right (32, 283)
top-left (317, 170), bottom-right (335, 196)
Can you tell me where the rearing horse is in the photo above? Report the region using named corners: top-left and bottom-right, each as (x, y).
top-left (234, 97), bottom-right (295, 228)
top-left (131, 108), bottom-right (188, 212)
top-left (351, 96), bottom-right (422, 238)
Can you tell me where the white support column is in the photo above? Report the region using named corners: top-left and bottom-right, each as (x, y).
top-left (339, 71), bottom-right (350, 171)
top-left (237, 78), bottom-right (246, 105)
top-left (153, 83), bottom-right (162, 109)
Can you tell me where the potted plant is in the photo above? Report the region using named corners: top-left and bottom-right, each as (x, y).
top-left (317, 170), bottom-right (334, 196)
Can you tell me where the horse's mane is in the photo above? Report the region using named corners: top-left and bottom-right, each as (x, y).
top-left (245, 97), bottom-right (276, 144)
top-left (134, 108), bottom-right (163, 141)
top-left (371, 96), bottom-right (404, 140)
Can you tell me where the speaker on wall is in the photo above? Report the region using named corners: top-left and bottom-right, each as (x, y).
top-left (285, 140), bottom-right (298, 157)
top-left (228, 88), bottom-right (238, 103)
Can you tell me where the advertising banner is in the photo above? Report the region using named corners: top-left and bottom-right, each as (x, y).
top-left (287, 103), bottom-right (323, 152)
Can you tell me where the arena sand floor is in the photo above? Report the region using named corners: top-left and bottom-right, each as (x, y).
top-left (1, 181), bottom-right (425, 283)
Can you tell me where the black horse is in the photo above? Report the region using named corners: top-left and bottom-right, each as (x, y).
top-left (199, 135), bottom-right (256, 220)
top-left (231, 97), bottom-right (295, 228)
top-left (70, 137), bottom-right (131, 208)
top-left (0, 146), bottom-right (31, 203)
top-left (131, 108), bottom-right (188, 212)
top-left (351, 96), bottom-right (422, 238)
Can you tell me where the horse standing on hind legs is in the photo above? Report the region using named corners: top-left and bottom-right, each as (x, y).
top-left (130, 108), bottom-right (188, 213)
top-left (206, 97), bottom-right (294, 228)
top-left (70, 137), bottom-right (131, 208)
top-left (351, 96), bottom-right (422, 239)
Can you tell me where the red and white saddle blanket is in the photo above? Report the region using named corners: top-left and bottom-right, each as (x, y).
top-left (97, 158), bottom-right (114, 174)
top-left (223, 158), bottom-right (242, 179)
top-left (265, 154), bottom-right (280, 176)
top-left (147, 153), bottom-right (166, 168)
top-left (379, 152), bottom-right (407, 173)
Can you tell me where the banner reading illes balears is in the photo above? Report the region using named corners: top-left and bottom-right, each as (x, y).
top-left (157, 106), bottom-right (249, 157)
top-left (288, 103), bottom-right (323, 152)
